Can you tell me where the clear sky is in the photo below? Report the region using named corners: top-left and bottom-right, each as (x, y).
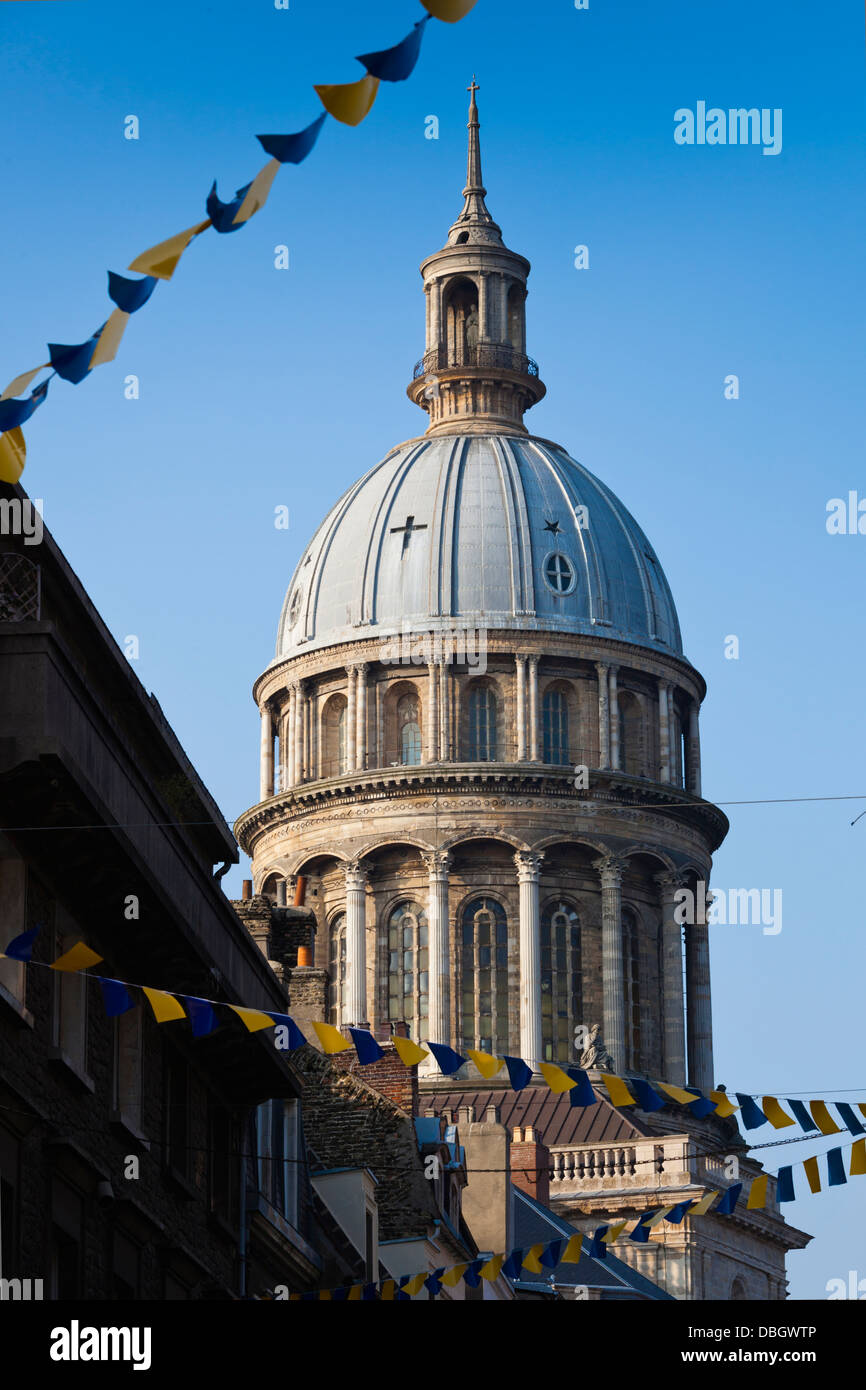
top-left (3, 0), bottom-right (864, 1299)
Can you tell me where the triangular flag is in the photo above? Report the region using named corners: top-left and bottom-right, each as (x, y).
top-left (2, 925), bottom-right (41, 961)
top-left (539, 1062), bottom-right (577, 1094)
top-left (313, 74), bottom-right (379, 127)
top-left (787, 1099), bottom-right (820, 1133)
top-left (565, 1067), bottom-right (597, 1107)
top-left (424, 1270), bottom-right (444, 1297)
top-left (835, 1103), bottom-right (866, 1137)
top-left (850, 1139), bottom-right (866, 1176)
top-left (501, 1250), bottom-right (524, 1279)
top-left (600, 1073), bottom-right (636, 1106)
top-left (0, 427), bottom-right (26, 485)
top-left (522, 1243), bottom-right (546, 1272)
top-left (747, 1174), bottom-right (769, 1209)
top-left (0, 378), bottom-right (50, 430)
top-left (643, 1209), bottom-right (674, 1229)
top-left (714, 1182), bottom-right (742, 1215)
top-left (776, 1166), bottom-right (795, 1202)
top-left (357, 17), bottom-right (429, 82)
top-left (466, 1048), bottom-right (502, 1080)
top-left (479, 1254), bottom-right (504, 1281)
top-left (689, 1190), bottom-right (719, 1216)
top-left (348, 1027), bottom-right (384, 1064)
top-left (420, 0), bottom-right (479, 20)
top-left (311, 1021), bottom-right (352, 1054)
top-left (602, 1221), bottom-right (629, 1241)
top-left (2, 364), bottom-right (50, 400)
top-left (802, 1157), bottom-right (821, 1194)
top-left (428, 1042), bottom-right (466, 1076)
top-left (734, 1094), bottom-right (767, 1129)
top-left (392, 1035), bottom-right (429, 1067)
top-left (50, 942), bottom-right (103, 972)
top-left (440, 1263), bottom-right (467, 1288)
top-left (379, 1280), bottom-right (396, 1301)
top-left (538, 1239), bottom-right (564, 1269)
top-left (585, 1228), bottom-right (608, 1259)
top-left (142, 987), bottom-right (187, 1023)
top-left (256, 112), bottom-right (327, 165)
top-left (809, 1100), bottom-right (842, 1135)
top-left (98, 978), bottom-right (135, 1017)
top-left (48, 336), bottom-right (100, 385)
top-left (631, 1078), bottom-right (665, 1112)
top-left (657, 1082), bottom-right (699, 1106)
top-left (561, 1233), bottom-right (583, 1263)
top-left (826, 1148), bottom-right (847, 1187)
top-left (761, 1096), bottom-right (795, 1130)
top-left (685, 1090), bottom-right (716, 1119)
top-left (233, 158), bottom-right (281, 226)
top-left (268, 1013), bottom-right (307, 1049)
top-left (89, 309), bottom-right (130, 369)
top-left (107, 270), bottom-right (158, 314)
top-left (183, 996), bottom-right (219, 1038)
top-left (128, 219), bottom-right (211, 280)
top-left (347, 1284), bottom-right (362, 1301)
top-left (709, 1089), bottom-right (739, 1118)
top-left (503, 1055), bottom-right (533, 1091)
top-left (403, 1272), bottom-right (427, 1296)
top-left (228, 1005), bottom-right (275, 1033)
top-left (629, 1213), bottom-right (655, 1243)
top-left (462, 1259), bottom-right (483, 1288)
top-left (665, 1200), bottom-right (694, 1224)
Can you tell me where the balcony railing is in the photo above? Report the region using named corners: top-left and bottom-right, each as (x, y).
top-left (412, 345), bottom-right (539, 380)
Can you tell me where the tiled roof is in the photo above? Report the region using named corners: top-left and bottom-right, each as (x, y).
top-left (425, 1086), bottom-right (653, 1148)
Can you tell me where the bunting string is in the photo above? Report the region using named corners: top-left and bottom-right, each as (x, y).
top-left (0, 1), bottom-right (479, 485)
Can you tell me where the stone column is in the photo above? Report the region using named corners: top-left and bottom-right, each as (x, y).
top-left (655, 872), bottom-right (686, 1085)
top-left (515, 851), bottom-right (544, 1065)
top-left (285, 687), bottom-right (296, 788)
top-left (431, 280), bottom-right (442, 355)
top-left (356, 663), bottom-right (368, 771)
top-left (596, 855), bottom-right (625, 1072)
top-left (478, 271), bottom-right (488, 341)
top-left (596, 662), bottom-right (610, 768)
top-left (310, 689), bottom-right (319, 781)
top-left (375, 680), bottom-right (383, 770)
top-left (293, 682), bottom-right (304, 785)
top-left (609, 665), bottom-right (620, 771)
top-left (658, 680), bottom-right (671, 783)
top-left (427, 661), bottom-right (439, 762)
top-left (423, 850), bottom-right (452, 1048)
top-left (515, 655), bottom-right (527, 761)
top-left (346, 665), bottom-right (357, 773)
top-left (438, 661), bottom-right (450, 760)
top-left (425, 283), bottom-right (431, 344)
top-left (668, 690), bottom-right (679, 787)
top-left (259, 706), bottom-right (274, 800)
top-left (688, 700), bottom-right (702, 797)
top-left (499, 274), bottom-right (508, 343)
top-left (527, 656), bottom-right (540, 762)
top-left (344, 862), bottom-right (368, 1028)
top-left (686, 887), bottom-right (714, 1093)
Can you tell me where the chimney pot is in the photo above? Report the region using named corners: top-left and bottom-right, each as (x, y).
top-left (242, 879), bottom-right (252, 900)
top-left (512, 1126), bottom-right (523, 1144)
top-left (485, 1103), bottom-right (499, 1124)
top-left (296, 945), bottom-right (312, 968)
top-left (525, 1125), bottom-right (535, 1142)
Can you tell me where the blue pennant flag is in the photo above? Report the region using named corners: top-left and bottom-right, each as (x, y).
top-left (565, 1067), bottom-right (597, 1107)
top-left (665, 1200), bottom-right (694, 1225)
top-left (776, 1166), bottom-right (795, 1202)
top-left (827, 1148), bottom-right (847, 1187)
top-left (2, 924), bottom-right (42, 961)
top-left (48, 335), bottom-right (101, 384)
top-left (428, 1042), bottom-right (467, 1076)
top-left (331, 1287), bottom-right (348, 1302)
top-left (349, 1027), bottom-right (384, 1065)
top-left (362, 1282), bottom-right (378, 1300)
top-left (629, 1213), bottom-right (656, 1243)
top-left (538, 1239), bottom-right (564, 1269)
top-left (501, 1250), bottom-right (524, 1280)
top-left (586, 1228), bottom-right (608, 1259)
top-left (715, 1182), bottom-right (743, 1215)
top-left (206, 179), bottom-right (253, 233)
top-left (462, 1259), bottom-right (483, 1288)
top-left (357, 16), bottom-right (429, 82)
top-left (183, 996), bottom-right (219, 1038)
top-left (834, 1103), bottom-right (865, 1137)
top-left (685, 1089), bottom-right (717, 1119)
top-left (107, 270), bottom-right (158, 314)
top-left (0, 378), bottom-right (50, 431)
top-left (631, 1079), bottom-right (666, 1112)
top-left (735, 1094), bottom-right (767, 1130)
top-left (98, 978), bottom-right (135, 1017)
top-left (424, 1267), bottom-right (446, 1297)
top-left (268, 1012), bottom-right (307, 1049)
top-left (257, 112), bottom-right (327, 165)
top-left (787, 1100), bottom-right (820, 1134)
top-left (502, 1055), bottom-right (533, 1091)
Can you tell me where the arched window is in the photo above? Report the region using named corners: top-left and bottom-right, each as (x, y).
top-left (387, 901), bottom-right (428, 1041)
top-left (397, 693), bottom-right (421, 766)
top-left (337, 705), bottom-right (347, 773)
top-left (617, 692), bottom-right (644, 777)
top-left (328, 913), bottom-right (346, 1024)
top-left (322, 695), bottom-right (348, 779)
top-left (542, 689), bottom-right (569, 764)
top-left (540, 902), bottom-right (581, 1062)
top-left (730, 1277), bottom-right (748, 1300)
top-left (622, 909), bottom-right (641, 1069)
top-left (460, 898), bottom-right (509, 1054)
top-left (468, 686), bottom-right (497, 761)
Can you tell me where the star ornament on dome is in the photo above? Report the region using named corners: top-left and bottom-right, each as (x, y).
top-left (543, 519), bottom-right (562, 535)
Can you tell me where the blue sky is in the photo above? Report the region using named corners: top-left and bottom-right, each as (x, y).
top-left (3, 0), bottom-right (865, 1299)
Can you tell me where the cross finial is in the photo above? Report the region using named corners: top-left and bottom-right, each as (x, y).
top-left (468, 75), bottom-right (479, 98)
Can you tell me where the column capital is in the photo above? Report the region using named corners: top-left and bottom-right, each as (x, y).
top-left (593, 853), bottom-right (627, 886)
top-left (344, 861), bottom-right (367, 892)
top-left (515, 652), bottom-right (527, 666)
top-left (595, 660), bottom-right (610, 676)
top-left (514, 849), bottom-right (544, 881)
top-left (422, 849), bottom-right (452, 877)
top-left (654, 869), bottom-right (687, 893)
top-left (527, 653), bottom-right (539, 670)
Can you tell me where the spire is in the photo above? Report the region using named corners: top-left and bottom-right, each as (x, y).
top-left (448, 78), bottom-right (503, 247)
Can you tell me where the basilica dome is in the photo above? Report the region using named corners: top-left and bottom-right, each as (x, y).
top-left (276, 433), bottom-right (682, 663)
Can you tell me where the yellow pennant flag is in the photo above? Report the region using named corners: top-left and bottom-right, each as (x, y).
top-left (539, 1062), bottom-right (576, 1094)
top-left (128, 219), bottom-right (211, 280)
top-left (403, 1272), bottom-right (427, 1296)
top-left (657, 1082), bottom-right (698, 1106)
top-left (228, 1005), bottom-right (275, 1033)
top-left (311, 1021), bottom-right (353, 1054)
top-left (347, 1284), bottom-right (362, 1301)
top-left (392, 1035), bottom-right (429, 1068)
top-left (859, 1104), bottom-right (866, 1123)
top-left (441, 1264), bottom-right (467, 1288)
top-left (803, 1156), bottom-right (821, 1193)
top-left (562, 1233), bottom-right (583, 1263)
top-left (142, 987), bottom-right (186, 1023)
top-left (466, 1049), bottom-right (502, 1080)
top-left (604, 1220), bottom-right (631, 1240)
top-left (2, 364), bottom-right (49, 400)
top-left (318, 1289), bottom-right (332, 1301)
top-left (522, 1244), bottom-right (546, 1272)
top-left (761, 1096), bottom-right (795, 1130)
top-left (689, 1190), bottom-right (719, 1216)
top-left (850, 1139), bottom-right (866, 1176)
top-left (600, 1074), bottom-right (636, 1106)
top-left (314, 74), bottom-right (379, 127)
top-left (50, 942), bottom-right (103, 972)
top-left (89, 309), bottom-right (130, 369)
top-left (380, 1280), bottom-right (396, 1300)
top-left (480, 1254), bottom-right (504, 1281)
top-left (709, 1090), bottom-right (739, 1118)
top-left (0, 427), bottom-right (26, 485)
top-left (233, 158), bottom-right (281, 226)
top-left (421, 0), bottom-right (479, 20)
top-left (810, 1101), bottom-right (841, 1135)
top-left (747, 1174), bottom-right (769, 1210)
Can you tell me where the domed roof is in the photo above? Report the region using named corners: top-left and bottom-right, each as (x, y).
top-left (275, 433), bottom-right (683, 662)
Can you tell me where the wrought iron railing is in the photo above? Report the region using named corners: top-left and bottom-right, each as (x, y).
top-left (412, 345), bottom-right (539, 380)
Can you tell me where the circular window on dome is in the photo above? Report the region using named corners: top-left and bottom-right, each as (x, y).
top-left (542, 551), bottom-right (576, 596)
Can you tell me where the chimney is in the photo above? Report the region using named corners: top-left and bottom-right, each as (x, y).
top-left (462, 1109), bottom-right (510, 1256)
top-left (510, 1126), bottom-right (551, 1207)
top-left (242, 879), bottom-right (252, 900)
